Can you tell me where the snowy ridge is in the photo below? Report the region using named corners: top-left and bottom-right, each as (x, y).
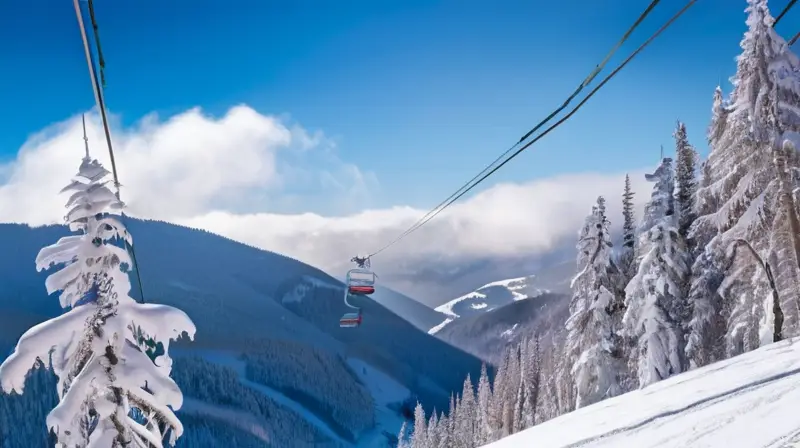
top-left (429, 275), bottom-right (548, 334)
top-left (486, 337), bottom-right (800, 448)
top-left (428, 318), bottom-right (455, 335)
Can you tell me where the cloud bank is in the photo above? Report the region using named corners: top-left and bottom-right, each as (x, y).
top-left (1, 105), bottom-right (653, 301)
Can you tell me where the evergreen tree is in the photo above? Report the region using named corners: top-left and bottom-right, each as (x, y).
top-left (620, 173), bottom-right (637, 280)
top-left (564, 196), bottom-right (626, 408)
top-left (513, 350), bottom-right (526, 434)
top-left (487, 351), bottom-right (507, 437)
top-left (476, 363), bottom-right (492, 444)
top-left (674, 121), bottom-right (699, 242)
top-left (523, 336), bottom-right (541, 428)
top-left (685, 89), bottom-right (730, 369)
top-left (457, 374), bottom-right (477, 446)
top-left (411, 402), bottom-right (427, 448)
top-left (0, 154), bottom-right (195, 447)
top-left (624, 158), bottom-right (691, 386)
top-left (426, 411), bottom-right (439, 448)
top-left (691, 0), bottom-right (800, 355)
top-left (437, 411), bottom-right (450, 448)
top-left (398, 421), bottom-right (410, 448)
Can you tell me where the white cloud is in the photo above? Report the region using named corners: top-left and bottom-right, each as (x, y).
top-left (180, 171), bottom-right (652, 277)
top-left (2, 105), bottom-right (654, 296)
top-left (0, 105), bottom-right (375, 224)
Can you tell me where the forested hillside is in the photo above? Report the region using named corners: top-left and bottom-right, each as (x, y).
top-left (399, 1), bottom-right (800, 446)
top-left (0, 217), bottom-right (483, 447)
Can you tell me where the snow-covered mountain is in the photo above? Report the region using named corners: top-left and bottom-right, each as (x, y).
top-left (429, 256), bottom-right (576, 337)
top-left (433, 292), bottom-right (570, 364)
top-left (0, 219), bottom-right (483, 447)
top-left (487, 336), bottom-right (800, 448)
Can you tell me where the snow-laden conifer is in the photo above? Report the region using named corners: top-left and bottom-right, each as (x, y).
top-left (624, 158), bottom-right (691, 386)
top-left (0, 153), bottom-right (195, 447)
top-left (564, 196), bottom-right (625, 408)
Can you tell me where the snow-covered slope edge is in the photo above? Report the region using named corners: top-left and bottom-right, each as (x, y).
top-left (433, 292), bottom-right (569, 364)
top-left (430, 275), bottom-right (548, 335)
top-left (486, 337), bottom-right (800, 448)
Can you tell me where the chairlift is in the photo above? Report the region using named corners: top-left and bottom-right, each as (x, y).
top-left (346, 268), bottom-right (376, 296)
top-left (339, 257), bottom-right (377, 328)
top-left (339, 311), bottom-right (362, 328)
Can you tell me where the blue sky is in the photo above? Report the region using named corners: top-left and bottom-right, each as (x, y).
top-left (2, 0), bottom-right (799, 211)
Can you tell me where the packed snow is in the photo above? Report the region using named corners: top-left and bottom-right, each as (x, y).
top-left (347, 358), bottom-right (411, 447)
top-left (486, 337), bottom-right (800, 448)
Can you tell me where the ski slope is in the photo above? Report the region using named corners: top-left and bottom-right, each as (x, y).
top-left (486, 337), bottom-right (800, 448)
top-left (184, 350), bottom-right (410, 447)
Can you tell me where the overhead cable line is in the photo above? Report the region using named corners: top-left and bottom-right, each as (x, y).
top-left (73, 0), bottom-right (148, 304)
top-left (365, 0), bottom-right (664, 258)
top-left (774, 0), bottom-right (798, 26)
top-left (73, 0), bottom-right (120, 193)
top-left (367, 0), bottom-right (697, 259)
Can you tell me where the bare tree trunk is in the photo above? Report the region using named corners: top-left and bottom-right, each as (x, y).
top-left (731, 239), bottom-right (784, 342)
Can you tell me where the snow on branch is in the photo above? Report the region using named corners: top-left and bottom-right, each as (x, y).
top-left (0, 154), bottom-right (196, 447)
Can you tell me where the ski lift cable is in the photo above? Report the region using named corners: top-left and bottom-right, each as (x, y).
top-left (364, 0), bottom-right (664, 258)
top-left (367, 0), bottom-right (698, 259)
top-left (73, 0), bottom-right (120, 193)
top-left (86, 0), bottom-right (107, 88)
top-left (774, 0), bottom-right (798, 27)
top-left (73, 0), bottom-right (148, 305)
top-left (789, 30), bottom-right (800, 45)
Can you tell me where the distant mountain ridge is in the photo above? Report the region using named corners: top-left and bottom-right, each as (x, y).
top-left (429, 274), bottom-right (552, 335)
top-left (0, 219), bottom-right (483, 447)
top-left (427, 260), bottom-right (575, 364)
top-left (434, 292), bottom-right (571, 364)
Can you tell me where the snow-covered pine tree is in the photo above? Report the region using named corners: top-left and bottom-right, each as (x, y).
top-left (685, 88), bottom-right (731, 369)
top-left (691, 0), bottom-right (800, 355)
top-left (411, 402), bottom-right (428, 448)
top-left (513, 346), bottom-right (526, 435)
top-left (502, 345), bottom-right (520, 435)
top-left (674, 121), bottom-right (699, 243)
top-left (535, 335), bottom-right (561, 423)
top-left (0, 153), bottom-right (196, 447)
top-left (487, 350), bottom-right (507, 438)
top-left (446, 393), bottom-right (457, 445)
top-left (761, 140), bottom-right (800, 342)
top-left (457, 374), bottom-right (477, 447)
top-left (436, 411), bottom-right (450, 448)
top-left (708, 86), bottom-right (728, 153)
top-left (475, 363), bottom-right (491, 445)
top-left (623, 158), bottom-right (691, 387)
top-left (619, 173), bottom-right (637, 281)
top-left (397, 421), bottom-right (410, 448)
top-left (563, 196), bottom-right (625, 408)
top-left (522, 336), bottom-right (540, 428)
top-left (426, 410), bottom-right (439, 448)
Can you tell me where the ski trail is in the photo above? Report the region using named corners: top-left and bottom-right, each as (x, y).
top-left (193, 349), bottom-right (352, 446)
top-left (181, 397), bottom-right (272, 444)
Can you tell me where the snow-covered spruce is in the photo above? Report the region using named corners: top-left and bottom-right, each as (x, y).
top-left (691, 0), bottom-right (800, 357)
top-left (0, 155), bottom-right (196, 447)
top-left (673, 121), bottom-right (698, 243)
top-left (564, 196), bottom-right (625, 408)
top-left (623, 157), bottom-right (691, 387)
top-left (618, 173), bottom-right (637, 283)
